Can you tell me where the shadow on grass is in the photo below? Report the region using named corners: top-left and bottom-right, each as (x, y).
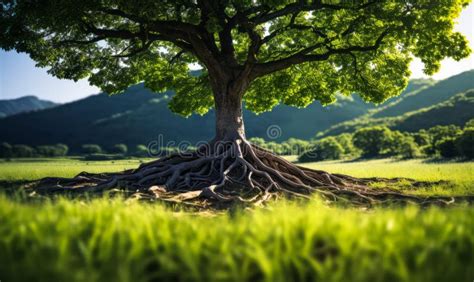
top-left (0, 180), bottom-right (221, 212)
top-left (339, 157), bottom-right (474, 164)
top-left (326, 156), bottom-right (399, 164)
top-left (421, 157), bottom-right (473, 164)
top-left (0, 180), bottom-right (30, 192)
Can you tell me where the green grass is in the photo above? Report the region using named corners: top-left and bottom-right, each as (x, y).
top-left (0, 158), bottom-right (473, 281)
top-left (302, 158), bottom-right (474, 182)
top-left (302, 158), bottom-right (474, 196)
top-left (2, 157), bottom-right (473, 182)
top-left (0, 158), bottom-right (152, 181)
top-left (2, 157), bottom-right (472, 195)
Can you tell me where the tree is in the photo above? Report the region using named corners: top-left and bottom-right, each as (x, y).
top-left (299, 137), bottom-right (343, 162)
top-left (456, 128), bottom-right (474, 159)
top-left (0, 142), bottom-right (12, 158)
top-left (36, 145), bottom-right (56, 157)
top-left (248, 137), bottom-right (266, 148)
top-left (35, 144), bottom-right (69, 157)
top-left (464, 119), bottom-right (474, 129)
top-left (438, 138), bottom-right (459, 158)
top-left (81, 144), bottom-right (103, 155)
top-left (133, 145), bottom-right (150, 157)
top-left (333, 133), bottom-right (357, 156)
top-left (2, 1), bottom-right (470, 204)
top-left (427, 125), bottom-right (462, 155)
top-left (393, 136), bottom-right (421, 159)
top-left (55, 144), bottom-right (69, 157)
top-left (385, 131), bottom-right (420, 158)
top-left (412, 130), bottom-right (430, 147)
top-left (110, 144), bottom-right (128, 155)
top-left (284, 138), bottom-right (311, 155)
top-left (353, 126), bottom-right (393, 158)
top-left (11, 145), bottom-right (35, 158)
top-left (265, 141), bottom-right (285, 155)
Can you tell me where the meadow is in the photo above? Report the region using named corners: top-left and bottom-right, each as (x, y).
top-left (0, 158), bottom-right (473, 281)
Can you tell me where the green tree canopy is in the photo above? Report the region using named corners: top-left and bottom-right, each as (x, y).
top-left (427, 125), bottom-right (462, 154)
top-left (110, 144), bottom-right (128, 155)
top-left (1, 0), bottom-right (471, 117)
top-left (81, 144), bottom-right (103, 155)
top-left (438, 138), bottom-right (459, 158)
top-left (299, 137), bottom-right (343, 162)
top-left (133, 144), bottom-right (149, 157)
top-left (353, 126), bottom-right (394, 157)
top-left (456, 128), bottom-right (474, 158)
top-left (464, 118), bottom-right (474, 129)
top-left (12, 144), bottom-right (35, 158)
top-left (0, 142), bottom-right (13, 158)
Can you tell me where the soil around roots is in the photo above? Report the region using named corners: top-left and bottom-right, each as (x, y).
top-left (28, 138), bottom-right (473, 209)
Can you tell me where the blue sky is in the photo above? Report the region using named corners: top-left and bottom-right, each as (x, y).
top-left (0, 4), bottom-right (473, 103)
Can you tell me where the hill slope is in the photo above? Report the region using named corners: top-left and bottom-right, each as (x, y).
top-left (371, 70), bottom-right (474, 118)
top-left (320, 70), bottom-right (474, 137)
top-left (319, 89), bottom-right (474, 136)
top-left (0, 96), bottom-right (57, 118)
top-left (0, 89), bottom-right (376, 148)
top-left (394, 89), bottom-right (474, 131)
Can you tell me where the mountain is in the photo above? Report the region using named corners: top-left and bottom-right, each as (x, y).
top-left (0, 85), bottom-right (375, 149)
top-left (0, 73), bottom-right (461, 150)
top-left (0, 96), bottom-right (57, 118)
top-left (318, 89), bottom-right (474, 137)
top-left (370, 70), bottom-right (474, 118)
top-left (394, 90), bottom-right (474, 131)
top-left (319, 71), bottom-right (474, 137)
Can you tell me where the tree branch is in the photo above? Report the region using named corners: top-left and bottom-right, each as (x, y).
top-left (55, 36), bottom-right (106, 46)
top-left (111, 41), bottom-right (153, 58)
top-left (250, 0), bottom-right (380, 24)
top-left (98, 7), bottom-right (198, 34)
top-left (251, 28), bottom-right (390, 78)
top-left (95, 6), bottom-right (210, 59)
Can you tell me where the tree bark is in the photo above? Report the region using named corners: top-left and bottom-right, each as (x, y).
top-left (213, 82), bottom-right (246, 141)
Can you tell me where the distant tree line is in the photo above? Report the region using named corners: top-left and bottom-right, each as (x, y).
top-left (0, 143), bottom-right (147, 158)
top-left (0, 142), bottom-right (201, 159)
top-left (249, 119), bottom-right (474, 162)
top-left (0, 143), bottom-right (69, 158)
top-left (298, 119), bottom-right (474, 162)
top-left (1, 119), bottom-right (473, 161)
top-left (78, 144), bottom-right (154, 158)
top-left (317, 89), bottom-right (474, 138)
top-left (0, 140), bottom-right (201, 160)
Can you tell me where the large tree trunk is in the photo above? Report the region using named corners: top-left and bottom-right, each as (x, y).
top-left (214, 89), bottom-right (245, 141)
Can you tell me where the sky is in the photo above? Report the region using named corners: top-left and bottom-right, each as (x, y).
top-left (0, 4), bottom-right (473, 103)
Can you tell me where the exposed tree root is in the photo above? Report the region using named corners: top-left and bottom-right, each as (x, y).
top-left (28, 138), bottom-right (474, 209)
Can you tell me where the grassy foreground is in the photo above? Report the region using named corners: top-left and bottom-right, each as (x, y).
top-left (0, 158), bottom-right (473, 281)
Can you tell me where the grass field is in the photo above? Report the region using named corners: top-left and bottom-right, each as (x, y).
top-left (0, 158), bottom-right (473, 281)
